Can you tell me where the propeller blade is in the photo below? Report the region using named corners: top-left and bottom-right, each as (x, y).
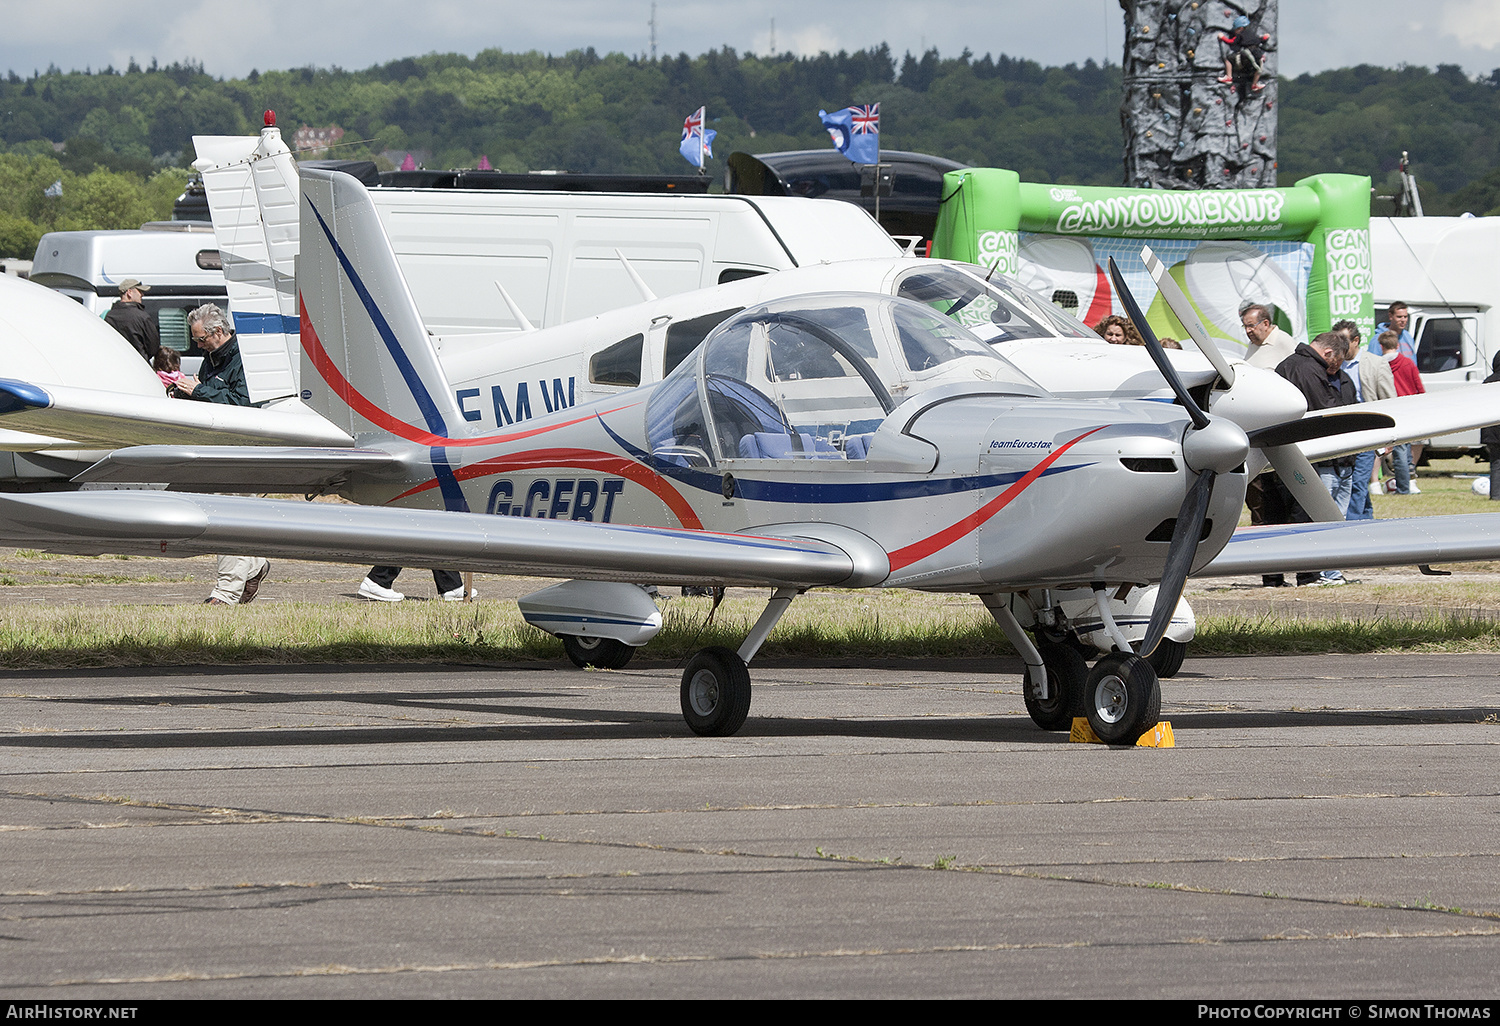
top-left (1246, 410), bottom-right (1397, 448)
top-left (1107, 257), bottom-right (1210, 430)
top-left (1261, 444), bottom-right (1347, 523)
top-left (1141, 245), bottom-right (1237, 387)
top-left (1141, 468), bottom-right (1216, 658)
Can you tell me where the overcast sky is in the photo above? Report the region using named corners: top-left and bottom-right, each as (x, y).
top-left (4, 0), bottom-right (1500, 81)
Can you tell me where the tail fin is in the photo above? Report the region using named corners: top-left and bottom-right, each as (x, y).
top-left (297, 168), bottom-right (464, 448)
top-left (193, 125), bottom-right (301, 403)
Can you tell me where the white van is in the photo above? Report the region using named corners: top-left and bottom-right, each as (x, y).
top-left (1371, 216), bottom-right (1500, 454)
top-left (27, 222), bottom-right (227, 364)
top-left (194, 125), bottom-right (902, 404)
top-left (367, 187), bottom-right (901, 336)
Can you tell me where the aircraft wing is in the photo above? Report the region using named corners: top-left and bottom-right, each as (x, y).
top-left (70, 446), bottom-right (405, 493)
top-left (1196, 514), bottom-right (1500, 577)
top-left (1298, 384), bottom-right (1500, 463)
top-left (0, 379), bottom-right (355, 450)
top-left (0, 492), bottom-right (889, 589)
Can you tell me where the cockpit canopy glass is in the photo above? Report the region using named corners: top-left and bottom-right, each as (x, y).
top-left (896, 264), bottom-right (1097, 344)
top-left (645, 292), bottom-right (1047, 466)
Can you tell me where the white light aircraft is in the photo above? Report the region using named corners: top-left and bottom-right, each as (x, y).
top-left (4, 161), bottom-right (1500, 682)
top-left (5, 170), bottom-right (1500, 745)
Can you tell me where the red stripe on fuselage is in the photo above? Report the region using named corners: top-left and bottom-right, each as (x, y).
top-left (885, 427), bottom-right (1107, 572)
top-left (389, 448), bottom-right (704, 530)
top-left (298, 294), bottom-right (638, 447)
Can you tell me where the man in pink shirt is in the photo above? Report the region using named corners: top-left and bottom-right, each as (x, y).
top-left (1381, 329), bottom-right (1425, 494)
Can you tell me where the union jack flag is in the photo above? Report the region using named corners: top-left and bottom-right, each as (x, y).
top-left (850, 103), bottom-right (880, 135)
top-left (681, 106), bottom-right (704, 140)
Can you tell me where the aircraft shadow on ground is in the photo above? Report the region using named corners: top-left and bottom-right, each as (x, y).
top-left (4, 691), bottom-right (1496, 749)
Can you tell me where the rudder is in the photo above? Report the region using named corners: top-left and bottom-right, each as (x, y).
top-left (297, 169), bottom-right (464, 449)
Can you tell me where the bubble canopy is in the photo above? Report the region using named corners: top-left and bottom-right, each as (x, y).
top-left (646, 292), bottom-right (1048, 467)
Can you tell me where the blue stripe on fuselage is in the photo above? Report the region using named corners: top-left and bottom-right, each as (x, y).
top-left (597, 415), bottom-right (1092, 503)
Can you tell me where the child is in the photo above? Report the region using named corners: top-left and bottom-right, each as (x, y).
top-left (153, 347), bottom-right (184, 393)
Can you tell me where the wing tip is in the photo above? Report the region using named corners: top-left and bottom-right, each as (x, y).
top-left (0, 378), bottom-right (53, 414)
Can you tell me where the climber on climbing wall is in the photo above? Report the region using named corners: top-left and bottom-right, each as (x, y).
top-left (1218, 15), bottom-right (1270, 93)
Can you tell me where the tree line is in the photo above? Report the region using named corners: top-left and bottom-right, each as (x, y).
top-left (3, 46), bottom-right (1499, 258)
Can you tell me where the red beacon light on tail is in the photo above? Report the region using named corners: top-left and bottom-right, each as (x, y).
top-left (263, 110), bottom-right (276, 127)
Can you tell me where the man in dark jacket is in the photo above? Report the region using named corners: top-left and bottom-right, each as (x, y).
top-left (174, 304), bottom-right (250, 406)
top-left (102, 279), bottom-right (160, 362)
top-left (179, 304), bottom-right (268, 605)
top-left (1276, 332), bottom-right (1357, 585)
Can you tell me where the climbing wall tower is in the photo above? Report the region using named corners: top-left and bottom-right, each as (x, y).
top-left (1120, 0), bottom-right (1278, 189)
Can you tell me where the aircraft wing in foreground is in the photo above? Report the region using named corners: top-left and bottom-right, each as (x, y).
top-left (1197, 515), bottom-right (1500, 577)
top-left (0, 380), bottom-right (356, 450)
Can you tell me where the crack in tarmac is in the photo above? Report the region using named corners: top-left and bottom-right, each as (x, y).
top-left (3, 789), bottom-right (1496, 930)
top-left (16, 924), bottom-right (1500, 990)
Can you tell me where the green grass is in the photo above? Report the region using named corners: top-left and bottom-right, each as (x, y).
top-left (2, 591), bottom-right (1500, 670)
top-left (0, 460), bottom-right (1496, 670)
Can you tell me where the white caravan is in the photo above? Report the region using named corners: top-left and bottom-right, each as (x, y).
top-left (27, 223), bottom-right (227, 360)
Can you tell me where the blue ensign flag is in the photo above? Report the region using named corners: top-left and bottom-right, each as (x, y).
top-left (819, 104), bottom-right (879, 164)
top-left (679, 106), bottom-right (716, 168)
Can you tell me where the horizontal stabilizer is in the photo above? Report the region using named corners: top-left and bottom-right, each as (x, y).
top-left (0, 492), bottom-right (882, 589)
top-left (1197, 514), bottom-right (1500, 577)
top-left (0, 380), bottom-right (355, 450)
top-left (1300, 383), bottom-right (1500, 462)
top-left (72, 446), bottom-right (405, 492)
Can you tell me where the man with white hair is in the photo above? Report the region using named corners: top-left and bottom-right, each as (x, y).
top-left (174, 304), bottom-right (249, 406)
top-left (1242, 304), bottom-right (1297, 370)
top-left (181, 304), bottom-right (269, 605)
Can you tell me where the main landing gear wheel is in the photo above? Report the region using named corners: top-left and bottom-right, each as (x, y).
top-left (561, 634), bottom-right (636, 670)
top-left (1084, 653), bottom-right (1161, 744)
top-left (680, 646), bottom-right (752, 737)
top-left (1024, 641), bottom-right (1088, 731)
top-left (1146, 638), bottom-right (1187, 679)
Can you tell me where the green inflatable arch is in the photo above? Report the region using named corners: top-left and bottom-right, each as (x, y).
top-left (932, 168), bottom-right (1372, 351)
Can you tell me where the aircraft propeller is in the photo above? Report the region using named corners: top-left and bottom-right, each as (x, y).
top-left (1139, 245), bottom-right (1393, 526)
top-left (1110, 257), bottom-right (1398, 657)
top-left (1107, 257), bottom-right (1247, 658)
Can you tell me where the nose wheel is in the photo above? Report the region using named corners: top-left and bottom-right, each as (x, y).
top-left (1084, 653), bottom-right (1161, 744)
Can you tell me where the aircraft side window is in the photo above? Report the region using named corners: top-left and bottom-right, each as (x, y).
top-left (589, 334), bottom-right (643, 387)
top-left (663, 308), bottom-right (745, 376)
top-left (1416, 317), bottom-right (1476, 374)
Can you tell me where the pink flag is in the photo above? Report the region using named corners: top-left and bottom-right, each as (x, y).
top-left (477, 155), bottom-right (493, 170)
top-left (400, 152), bottom-right (416, 171)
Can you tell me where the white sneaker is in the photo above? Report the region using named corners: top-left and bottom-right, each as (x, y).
top-left (442, 586), bottom-right (477, 602)
top-left (1408, 482), bottom-right (1421, 494)
top-left (358, 578), bottom-right (405, 602)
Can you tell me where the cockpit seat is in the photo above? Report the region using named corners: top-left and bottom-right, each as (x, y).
top-left (842, 433), bottom-right (873, 461)
top-left (738, 432), bottom-right (844, 459)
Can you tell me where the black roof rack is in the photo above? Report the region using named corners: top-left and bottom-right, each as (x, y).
top-left (377, 169), bottom-right (711, 193)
